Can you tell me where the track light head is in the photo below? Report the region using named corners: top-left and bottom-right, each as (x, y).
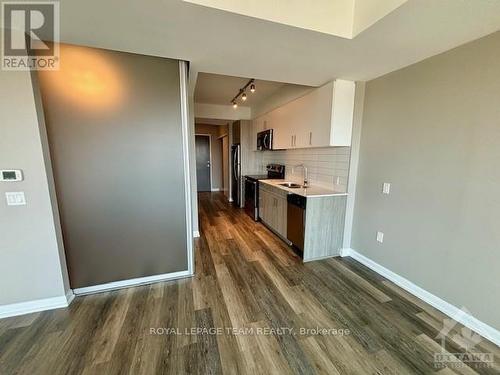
top-left (231, 79), bottom-right (255, 107)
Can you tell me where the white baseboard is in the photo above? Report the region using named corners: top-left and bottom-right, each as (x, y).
top-left (211, 188), bottom-right (220, 192)
top-left (340, 248), bottom-right (352, 257)
top-left (341, 248), bottom-right (500, 347)
top-left (193, 230), bottom-right (200, 238)
top-left (73, 270), bottom-right (192, 295)
top-left (66, 290), bottom-right (75, 305)
top-left (0, 292), bottom-right (73, 319)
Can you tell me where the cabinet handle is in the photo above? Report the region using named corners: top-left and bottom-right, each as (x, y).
top-left (309, 132), bottom-right (312, 145)
top-left (291, 135), bottom-right (293, 147)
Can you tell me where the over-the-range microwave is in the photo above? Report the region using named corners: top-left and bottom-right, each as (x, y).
top-left (257, 129), bottom-right (273, 151)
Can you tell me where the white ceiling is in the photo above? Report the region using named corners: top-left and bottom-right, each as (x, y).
top-left (184, 0), bottom-right (408, 39)
top-left (194, 73), bottom-right (308, 107)
top-left (43, 0), bottom-right (500, 85)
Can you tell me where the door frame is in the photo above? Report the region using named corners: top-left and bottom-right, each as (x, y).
top-left (195, 133), bottom-right (212, 191)
top-left (220, 134), bottom-right (230, 200)
top-left (179, 61), bottom-right (194, 277)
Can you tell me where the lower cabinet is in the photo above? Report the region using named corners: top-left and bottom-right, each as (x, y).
top-left (258, 184), bottom-right (287, 239)
top-left (259, 183), bottom-right (348, 262)
top-left (302, 195), bottom-right (347, 262)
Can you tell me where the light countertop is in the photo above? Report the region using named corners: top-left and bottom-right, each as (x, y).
top-left (259, 179), bottom-right (348, 198)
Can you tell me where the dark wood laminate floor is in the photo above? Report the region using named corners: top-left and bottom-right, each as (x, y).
top-left (1, 192), bottom-right (498, 374)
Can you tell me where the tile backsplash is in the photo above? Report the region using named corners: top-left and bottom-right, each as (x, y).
top-left (255, 147), bottom-right (351, 192)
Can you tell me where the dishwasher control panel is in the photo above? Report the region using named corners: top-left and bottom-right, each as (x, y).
top-left (287, 193), bottom-right (307, 209)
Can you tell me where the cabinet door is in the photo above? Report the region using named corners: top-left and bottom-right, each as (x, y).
top-left (260, 188), bottom-right (282, 232)
top-left (303, 81), bottom-right (334, 148)
top-left (330, 79), bottom-right (355, 146)
top-left (284, 93), bottom-right (311, 148)
top-left (258, 188), bottom-right (267, 222)
top-left (273, 129), bottom-right (291, 150)
top-left (270, 194), bottom-right (277, 230)
top-left (270, 106), bottom-right (292, 150)
top-left (259, 185), bottom-right (288, 239)
top-left (279, 102), bottom-right (297, 149)
top-left (269, 194), bottom-right (281, 234)
top-left (259, 188), bottom-right (273, 226)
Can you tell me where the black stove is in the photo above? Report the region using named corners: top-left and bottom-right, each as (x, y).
top-left (244, 164), bottom-right (285, 221)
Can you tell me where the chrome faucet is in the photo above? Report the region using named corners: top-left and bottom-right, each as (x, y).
top-left (292, 164), bottom-right (308, 188)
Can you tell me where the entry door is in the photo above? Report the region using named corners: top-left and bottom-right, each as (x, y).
top-left (196, 135), bottom-right (211, 191)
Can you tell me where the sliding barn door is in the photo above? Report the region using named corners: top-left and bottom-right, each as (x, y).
top-left (37, 44), bottom-right (189, 289)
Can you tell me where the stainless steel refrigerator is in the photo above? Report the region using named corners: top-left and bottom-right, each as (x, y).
top-left (231, 144), bottom-right (241, 206)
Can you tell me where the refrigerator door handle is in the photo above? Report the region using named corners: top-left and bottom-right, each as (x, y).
top-left (237, 147), bottom-right (241, 179)
top-left (233, 151), bottom-right (238, 179)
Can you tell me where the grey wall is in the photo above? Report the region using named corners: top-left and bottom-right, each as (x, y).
top-left (37, 44), bottom-right (188, 288)
top-left (352, 31), bottom-right (500, 330)
top-left (0, 63), bottom-right (69, 305)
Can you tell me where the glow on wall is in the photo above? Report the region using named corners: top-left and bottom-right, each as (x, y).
top-left (37, 43), bottom-right (125, 110)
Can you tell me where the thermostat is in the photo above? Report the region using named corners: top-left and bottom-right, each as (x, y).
top-left (1, 170), bottom-right (23, 182)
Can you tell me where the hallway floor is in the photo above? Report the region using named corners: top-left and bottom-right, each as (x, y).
top-left (0, 192), bottom-right (498, 374)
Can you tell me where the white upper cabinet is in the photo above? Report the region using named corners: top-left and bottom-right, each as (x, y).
top-left (270, 105), bottom-right (292, 150)
top-left (328, 79), bottom-right (356, 147)
top-left (252, 79), bottom-right (355, 150)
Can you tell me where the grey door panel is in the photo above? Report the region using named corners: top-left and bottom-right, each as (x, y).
top-left (37, 45), bottom-right (188, 288)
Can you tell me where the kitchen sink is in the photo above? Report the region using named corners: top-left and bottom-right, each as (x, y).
top-left (279, 182), bottom-right (303, 188)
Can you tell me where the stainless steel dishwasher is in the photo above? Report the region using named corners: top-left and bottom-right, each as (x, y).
top-left (287, 194), bottom-right (306, 254)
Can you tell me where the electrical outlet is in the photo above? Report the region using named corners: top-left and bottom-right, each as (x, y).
top-left (382, 182), bottom-right (391, 195)
top-left (376, 231), bottom-right (384, 243)
top-left (5, 192), bottom-right (26, 206)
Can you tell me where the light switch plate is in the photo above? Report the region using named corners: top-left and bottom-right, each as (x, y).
top-left (376, 231), bottom-right (384, 243)
top-left (5, 192), bottom-right (26, 206)
top-left (1, 169), bottom-right (23, 182)
top-left (382, 182), bottom-right (391, 194)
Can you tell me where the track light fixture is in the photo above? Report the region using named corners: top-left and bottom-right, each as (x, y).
top-left (231, 79), bottom-right (255, 108)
